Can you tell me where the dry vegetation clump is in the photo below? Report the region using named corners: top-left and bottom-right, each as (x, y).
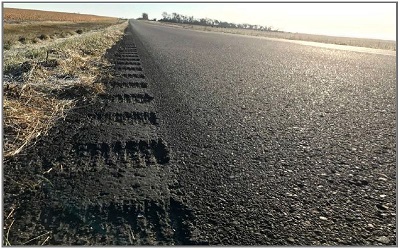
top-left (3, 22), bottom-right (127, 157)
top-left (3, 85), bottom-right (73, 157)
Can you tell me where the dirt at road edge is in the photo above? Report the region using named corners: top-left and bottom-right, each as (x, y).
top-left (3, 25), bottom-right (202, 246)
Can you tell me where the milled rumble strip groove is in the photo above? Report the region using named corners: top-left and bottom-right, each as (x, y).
top-left (115, 51), bottom-right (137, 53)
top-left (117, 51), bottom-right (138, 53)
top-left (115, 64), bottom-right (142, 69)
top-left (87, 111), bottom-right (158, 125)
top-left (119, 47), bottom-right (136, 50)
top-left (115, 57), bottom-right (140, 60)
top-left (40, 198), bottom-right (195, 245)
top-left (114, 61), bottom-right (142, 65)
top-left (115, 66), bottom-right (143, 71)
top-left (114, 73), bottom-right (145, 78)
top-left (115, 55), bottom-right (139, 58)
top-left (73, 138), bottom-right (170, 166)
top-left (116, 53), bottom-right (138, 56)
top-left (118, 50), bottom-right (138, 53)
top-left (114, 58), bottom-right (141, 62)
top-left (115, 52), bottom-right (139, 57)
top-left (101, 93), bottom-right (154, 103)
top-left (115, 57), bottom-right (140, 61)
top-left (118, 47), bottom-right (137, 50)
top-left (116, 54), bottom-right (138, 57)
top-left (108, 81), bottom-right (148, 88)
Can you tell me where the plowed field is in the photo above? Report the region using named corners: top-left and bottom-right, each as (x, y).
top-left (4, 8), bottom-right (117, 23)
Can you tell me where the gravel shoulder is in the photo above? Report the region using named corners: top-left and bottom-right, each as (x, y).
top-left (3, 23), bottom-right (195, 246)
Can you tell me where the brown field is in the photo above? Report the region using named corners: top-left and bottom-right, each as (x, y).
top-left (3, 7), bottom-right (117, 23)
top-left (3, 8), bottom-right (125, 49)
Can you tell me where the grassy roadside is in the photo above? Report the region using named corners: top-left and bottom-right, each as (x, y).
top-left (3, 21), bottom-right (128, 158)
top-left (149, 21), bottom-right (396, 51)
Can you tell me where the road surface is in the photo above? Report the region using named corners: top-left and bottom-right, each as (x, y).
top-left (129, 20), bottom-right (396, 245)
top-left (4, 20), bottom-right (396, 246)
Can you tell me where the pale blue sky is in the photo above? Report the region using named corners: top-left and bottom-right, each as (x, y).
top-left (3, 2), bottom-right (397, 40)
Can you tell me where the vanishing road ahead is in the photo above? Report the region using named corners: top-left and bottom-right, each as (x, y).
top-left (130, 20), bottom-right (396, 245)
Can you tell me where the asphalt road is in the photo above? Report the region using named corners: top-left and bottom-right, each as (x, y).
top-left (129, 20), bottom-right (396, 245)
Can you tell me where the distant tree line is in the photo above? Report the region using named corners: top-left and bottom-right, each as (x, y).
top-left (137, 13), bottom-right (150, 20)
top-left (159, 12), bottom-right (279, 32)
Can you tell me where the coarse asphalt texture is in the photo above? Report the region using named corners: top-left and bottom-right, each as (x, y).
top-left (3, 20), bottom-right (397, 246)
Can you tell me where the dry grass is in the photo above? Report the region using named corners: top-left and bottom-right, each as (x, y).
top-left (152, 21), bottom-right (396, 51)
top-left (3, 85), bottom-right (72, 157)
top-left (3, 21), bottom-right (127, 157)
